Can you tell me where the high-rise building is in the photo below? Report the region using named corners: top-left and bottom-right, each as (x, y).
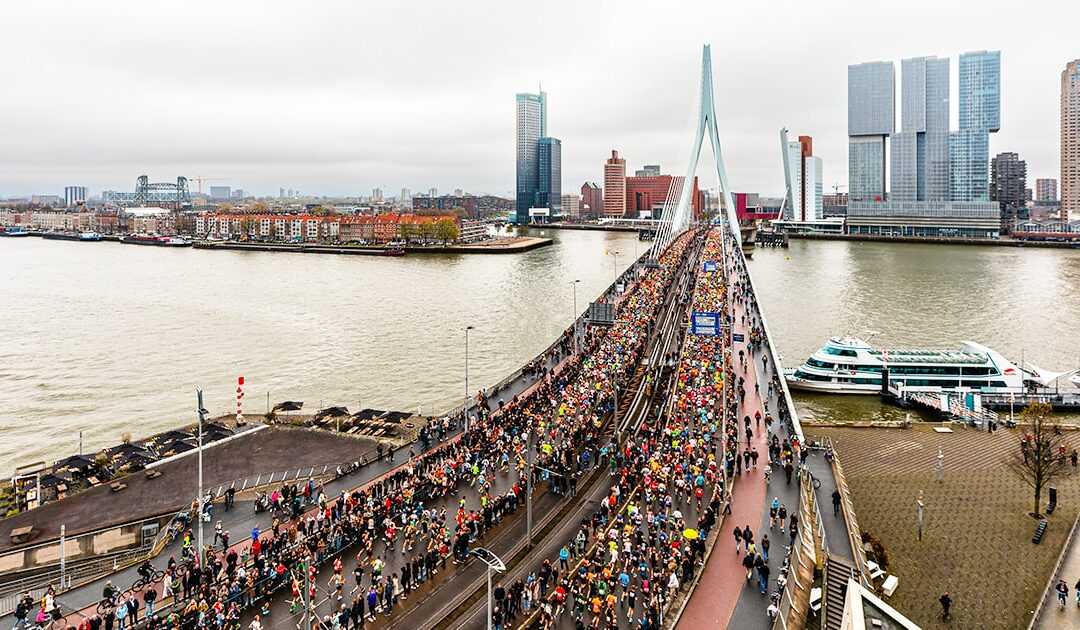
top-left (991, 152), bottom-right (1027, 230)
top-left (1063, 59), bottom-right (1080, 221)
top-left (781, 132), bottom-right (824, 221)
top-left (428, 187), bottom-right (438, 198)
top-left (892, 56), bottom-right (950, 202)
top-left (625, 175), bottom-right (703, 219)
top-left (64, 186), bottom-right (87, 207)
top-left (581, 182), bottom-right (602, 219)
top-left (537, 137), bottom-right (562, 215)
top-left (231, 189), bottom-right (244, 199)
top-left (950, 50), bottom-right (1001, 202)
top-left (400, 188), bottom-right (411, 206)
top-left (279, 188), bottom-right (285, 198)
top-left (603, 150), bottom-right (627, 218)
top-left (848, 61), bottom-right (895, 201)
top-left (515, 91), bottom-right (547, 222)
top-left (372, 188), bottom-right (383, 201)
top-left (210, 186), bottom-right (231, 200)
top-left (634, 165), bottom-right (661, 177)
top-left (1036, 178), bottom-right (1058, 201)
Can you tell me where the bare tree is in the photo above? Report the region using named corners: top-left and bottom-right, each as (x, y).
top-left (1008, 402), bottom-right (1070, 517)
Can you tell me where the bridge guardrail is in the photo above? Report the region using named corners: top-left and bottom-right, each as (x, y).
top-left (826, 436), bottom-right (870, 587)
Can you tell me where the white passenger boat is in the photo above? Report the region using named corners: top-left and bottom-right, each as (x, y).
top-left (785, 336), bottom-right (1027, 394)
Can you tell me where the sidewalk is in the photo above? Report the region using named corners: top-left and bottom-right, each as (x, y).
top-left (1034, 515), bottom-right (1080, 628)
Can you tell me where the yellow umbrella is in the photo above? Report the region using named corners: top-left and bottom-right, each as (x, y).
top-left (683, 528), bottom-right (699, 540)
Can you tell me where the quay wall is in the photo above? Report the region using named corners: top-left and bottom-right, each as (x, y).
top-left (787, 232), bottom-right (1080, 249)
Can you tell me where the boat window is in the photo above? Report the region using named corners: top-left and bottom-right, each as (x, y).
top-left (823, 347), bottom-right (858, 357)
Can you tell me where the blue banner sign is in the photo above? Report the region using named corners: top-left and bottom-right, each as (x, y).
top-left (732, 333), bottom-right (745, 343)
top-left (691, 311), bottom-right (720, 336)
top-left (702, 261), bottom-right (717, 272)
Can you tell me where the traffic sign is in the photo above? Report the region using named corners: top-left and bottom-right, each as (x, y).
top-left (691, 311), bottom-right (720, 336)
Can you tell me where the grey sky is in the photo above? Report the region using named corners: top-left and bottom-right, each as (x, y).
top-left (1, 0), bottom-right (1077, 199)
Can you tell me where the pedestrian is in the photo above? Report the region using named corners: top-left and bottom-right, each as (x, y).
top-left (832, 489), bottom-right (842, 517)
top-left (761, 535), bottom-right (770, 562)
top-left (733, 525), bottom-right (743, 553)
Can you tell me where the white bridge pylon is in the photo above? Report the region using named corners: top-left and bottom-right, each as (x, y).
top-left (654, 45), bottom-right (741, 252)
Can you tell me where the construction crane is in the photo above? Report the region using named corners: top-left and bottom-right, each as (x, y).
top-left (189, 176), bottom-right (226, 198)
top-left (832, 182), bottom-right (847, 195)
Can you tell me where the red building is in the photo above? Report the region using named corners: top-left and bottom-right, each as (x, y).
top-left (624, 175), bottom-right (704, 218)
top-left (580, 182), bottom-right (602, 219)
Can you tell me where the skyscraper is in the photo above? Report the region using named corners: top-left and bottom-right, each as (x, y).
top-left (892, 56), bottom-right (950, 201)
top-left (991, 152), bottom-right (1027, 230)
top-left (515, 91), bottom-right (547, 222)
top-left (64, 186), bottom-right (87, 207)
top-left (781, 131), bottom-right (823, 221)
top-left (400, 188), bottom-right (411, 206)
top-left (537, 137), bottom-right (562, 216)
top-left (1036, 178), bottom-right (1058, 202)
top-left (603, 150), bottom-right (626, 218)
top-left (1063, 59), bottom-right (1080, 221)
top-left (847, 61), bottom-right (894, 201)
top-left (950, 51), bottom-right (1001, 202)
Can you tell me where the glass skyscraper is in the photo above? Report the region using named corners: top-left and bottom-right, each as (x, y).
top-left (538, 137), bottom-right (562, 216)
top-left (847, 61), bottom-right (894, 201)
top-left (892, 56), bottom-right (950, 201)
top-left (515, 91), bottom-right (547, 222)
top-left (950, 51), bottom-right (1000, 201)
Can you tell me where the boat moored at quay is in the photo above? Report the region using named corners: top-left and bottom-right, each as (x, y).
top-left (785, 335), bottom-right (1029, 394)
top-left (120, 234), bottom-right (193, 247)
top-left (42, 231), bottom-right (103, 242)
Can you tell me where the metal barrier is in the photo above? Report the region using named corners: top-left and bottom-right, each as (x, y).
top-left (771, 469), bottom-right (824, 629)
top-left (0, 546), bottom-right (150, 615)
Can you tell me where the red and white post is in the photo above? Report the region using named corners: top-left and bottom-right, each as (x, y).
top-left (236, 376), bottom-right (245, 425)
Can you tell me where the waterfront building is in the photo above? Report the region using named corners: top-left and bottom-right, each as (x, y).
top-left (515, 91), bottom-right (547, 223)
top-left (537, 137), bottom-right (562, 216)
top-left (581, 182), bottom-right (602, 219)
top-left (209, 186), bottom-right (231, 200)
top-left (624, 174), bottom-right (703, 219)
top-left (64, 186), bottom-right (87, 207)
top-left (561, 194), bottom-right (581, 218)
top-left (846, 200), bottom-right (1001, 238)
top-left (990, 152), bottom-right (1027, 230)
top-left (1063, 59), bottom-right (1080, 220)
top-left (892, 56), bottom-right (950, 202)
top-left (780, 131), bottom-right (824, 221)
top-left (603, 150), bottom-right (626, 218)
top-left (1036, 178), bottom-right (1058, 201)
top-left (950, 50), bottom-right (1000, 202)
top-left (848, 61), bottom-right (894, 202)
top-left (823, 193), bottom-right (848, 217)
top-left (634, 164), bottom-right (661, 177)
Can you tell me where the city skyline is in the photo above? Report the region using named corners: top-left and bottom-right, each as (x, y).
top-left (1, 1), bottom-right (1077, 199)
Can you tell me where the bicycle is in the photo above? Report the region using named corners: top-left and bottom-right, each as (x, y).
top-left (132, 569), bottom-right (165, 591)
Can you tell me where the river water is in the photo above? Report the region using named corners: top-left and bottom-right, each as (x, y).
top-left (2, 231), bottom-right (1079, 474)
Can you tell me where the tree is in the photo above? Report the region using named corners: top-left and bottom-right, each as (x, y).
top-left (434, 218), bottom-right (460, 243)
top-left (250, 201), bottom-right (269, 213)
top-left (1008, 402), bottom-right (1071, 518)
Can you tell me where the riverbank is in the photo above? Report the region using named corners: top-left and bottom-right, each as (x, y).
top-left (787, 232), bottom-right (1080, 248)
top-left (10, 232), bottom-right (553, 255)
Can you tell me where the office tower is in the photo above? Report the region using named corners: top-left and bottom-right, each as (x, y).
top-left (781, 132), bottom-right (824, 221)
top-left (372, 188), bottom-right (383, 201)
top-left (210, 186), bottom-right (231, 200)
top-left (537, 137), bottom-right (562, 215)
top-left (892, 56), bottom-right (950, 201)
top-left (603, 150), bottom-right (627, 217)
top-left (991, 152), bottom-right (1027, 229)
top-left (950, 51), bottom-right (1001, 202)
top-left (516, 91), bottom-right (547, 222)
top-left (279, 188), bottom-right (285, 198)
top-left (625, 174), bottom-right (703, 219)
top-left (400, 188), bottom-right (411, 206)
top-left (64, 186), bottom-right (87, 207)
top-left (581, 182), bottom-right (602, 219)
top-left (1036, 178), bottom-right (1058, 201)
top-left (1063, 60), bottom-right (1080, 220)
top-left (561, 194), bottom-right (581, 218)
top-left (634, 165), bottom-right (661, 177)
top-left (848, 61), bottom-right (895, 201)
top-left (428, 187), bottom-right (438, 198)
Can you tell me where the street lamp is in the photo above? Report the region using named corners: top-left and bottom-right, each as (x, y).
top-left (916, 491), bottom-right (925, 542)
top-left (611, 250), bottom-right (621, 285)
top-left (937, 448), bottom-right (944, 483)
top-left (571, 279), bottom-right (581, 355)
top-left (195, 388), bottom-right (208, 566)
top-left (464, 325), bottom-right (475, 432)
top-left (470, 548), bottom-right (506, 630)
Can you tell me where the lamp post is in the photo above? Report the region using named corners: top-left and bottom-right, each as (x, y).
top-left (196, 388), bottom-right (207, 566)
top-left (916, 491), bottom-right (925, 542)
top-left (526, 427), bottom-right (533, 547)
top-left (937, 448), bottom-right (944, 483)
top-left (470, 548), bottom-right (506, 630)
top-left (571, 279), bottom-right (581, 355)
top-left (465, 325), bottom-right (474, 432)
top-left (611, 250), bottom-right (621, 285)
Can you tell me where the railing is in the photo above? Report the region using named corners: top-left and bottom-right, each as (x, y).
top-left (772, 469), bottom-right (824, 629)
top-left (826, 436), bottom-right (870, 587)
top-left (0, 546), bottom-right (151, 616)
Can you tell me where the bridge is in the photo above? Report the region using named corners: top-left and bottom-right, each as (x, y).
top-left (104, 175), bottom-right (192, 209)
top-left (0, 46), bottom-right (873, 630)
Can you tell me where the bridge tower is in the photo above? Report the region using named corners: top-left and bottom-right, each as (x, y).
top-left (655, 45), bottom-right (741, 251)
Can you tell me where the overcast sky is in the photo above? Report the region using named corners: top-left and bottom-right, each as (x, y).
top-left (2, 0), bottom-right (1078, 199)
